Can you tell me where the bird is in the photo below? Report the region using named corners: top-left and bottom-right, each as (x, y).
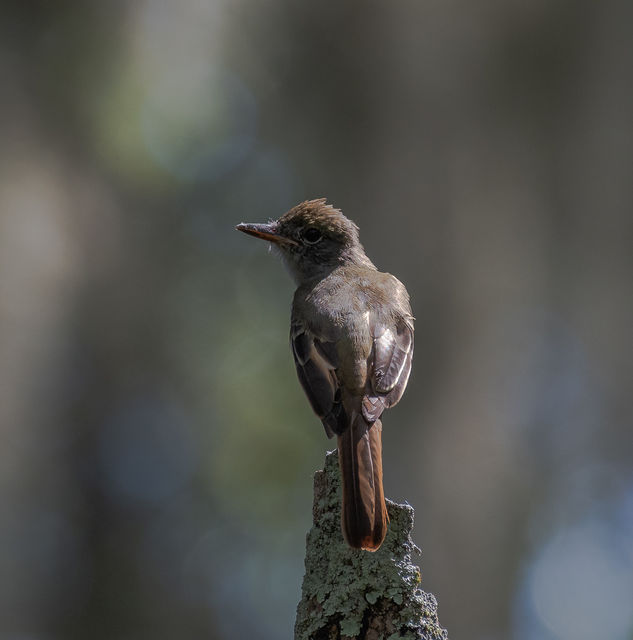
top-left (236, 199), bottom-right (414, 551)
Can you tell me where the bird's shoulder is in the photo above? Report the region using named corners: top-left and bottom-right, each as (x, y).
top-left (292, 265), bottom-right (412, 334)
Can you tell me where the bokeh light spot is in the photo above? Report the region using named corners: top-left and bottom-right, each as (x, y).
top-left (522, 518), bottom-right (633, 640)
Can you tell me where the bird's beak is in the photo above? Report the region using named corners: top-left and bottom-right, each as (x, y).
top-left (236, 222), bottom-right (298, 246)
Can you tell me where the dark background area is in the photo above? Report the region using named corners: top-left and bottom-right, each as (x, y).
top-left (1, 2), bottom-right (632, 639)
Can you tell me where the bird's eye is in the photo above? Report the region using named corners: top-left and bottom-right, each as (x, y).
top-left (302, 227), bottom-right (322, 244)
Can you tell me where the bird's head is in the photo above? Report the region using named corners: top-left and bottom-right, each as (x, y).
top-left (237, 199), bottom-right (374, 283)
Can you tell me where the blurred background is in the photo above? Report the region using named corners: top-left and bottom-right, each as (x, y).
top-left (1, 1), bottom-right (632, 639)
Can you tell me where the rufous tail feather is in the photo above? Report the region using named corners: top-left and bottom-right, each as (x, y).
top-left (337, 416), bottom-right (388, 551)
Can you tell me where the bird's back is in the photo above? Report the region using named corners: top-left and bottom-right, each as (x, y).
top-left (293, 265), bottom-right (410, 390)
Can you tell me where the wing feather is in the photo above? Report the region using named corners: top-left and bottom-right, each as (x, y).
top-left (291, 320), bottom-right (345, 437)
top-left (362, 317), bottom-right (414, 423)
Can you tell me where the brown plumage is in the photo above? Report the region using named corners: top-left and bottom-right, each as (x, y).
top-left (237, 199), bottom-right (414, 551)
top-left (338, 417), bottom-right (387, 550)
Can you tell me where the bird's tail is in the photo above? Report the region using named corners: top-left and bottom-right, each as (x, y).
top-left (337, 415), bottom-right (388, 551)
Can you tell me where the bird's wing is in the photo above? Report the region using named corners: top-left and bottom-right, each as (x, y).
top-left (362, 316), bottom-right (414, 423)
top-left (290, 318), bottom-right (345, 437)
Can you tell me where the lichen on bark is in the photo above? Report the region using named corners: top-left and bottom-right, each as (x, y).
top-left (295, 451), bottom-right (448, 640)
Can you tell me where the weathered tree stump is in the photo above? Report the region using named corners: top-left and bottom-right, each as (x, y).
top-left (295, 451), bottom-right (448, 640)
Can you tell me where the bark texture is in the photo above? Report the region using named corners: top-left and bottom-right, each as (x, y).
top-left (295, 451), bottom-right (447, 640)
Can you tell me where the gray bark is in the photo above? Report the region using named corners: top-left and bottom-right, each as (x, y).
top-left (295, 451), bottom-right (447, 640)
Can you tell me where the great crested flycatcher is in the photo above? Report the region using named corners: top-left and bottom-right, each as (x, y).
top-left (237, 199), bottom-right (414, 551)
